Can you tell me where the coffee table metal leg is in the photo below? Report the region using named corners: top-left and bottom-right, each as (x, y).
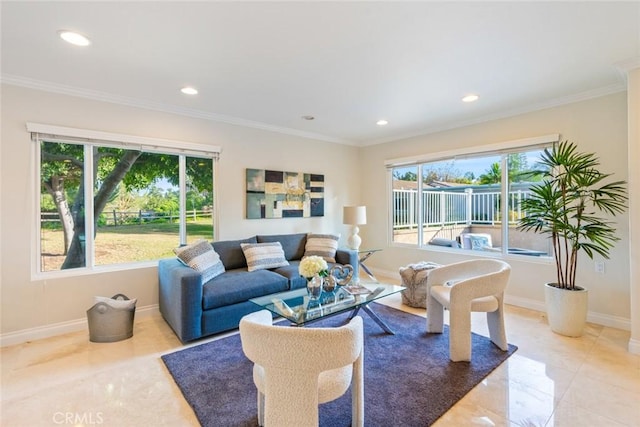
top-left (348, 305), bottom-right (395, 334)
top-left (359, 262), bottom-right (377, 282)
top-left (361, 305), bottom-right (395, 334)
top-left (358, 250), bottom-right (380, 282)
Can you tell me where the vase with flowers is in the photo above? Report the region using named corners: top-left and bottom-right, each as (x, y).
top-left (299, 256), bottom-right (329, 300)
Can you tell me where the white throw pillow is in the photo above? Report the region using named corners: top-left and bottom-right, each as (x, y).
top-left (304, 233), bottom-right (339, 263)
top-left (240, 242), bottom-right (289, 272)
top-left (174, 239), bottom-right (225, 283)
top-left (469, 235), bottom-right (491, 250)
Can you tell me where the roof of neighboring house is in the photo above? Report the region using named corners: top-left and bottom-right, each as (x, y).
top-left (393, 179), bottom-right (465, 190)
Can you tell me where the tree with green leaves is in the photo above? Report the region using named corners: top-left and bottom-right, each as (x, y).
top-left (393, 170), bottom-right (417, 181)
top-left (478, 153), bottom-right (536, 184)
top-left (422, 161), bottom-right (465, 185)
top-left (40, 142), bottom-right (212, 269)
top-left (478, 162), bottom-right (502, 184)
top-left (40, 143), bottom-right (84, 253)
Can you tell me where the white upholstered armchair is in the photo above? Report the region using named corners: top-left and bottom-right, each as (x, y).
top-left (426, 259), bottom-right (511, 362)
top-left (239, 310), bottom-right (364, 427)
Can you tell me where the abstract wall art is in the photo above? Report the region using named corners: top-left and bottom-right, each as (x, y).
top-left (246, 168), bottom-right (325, 219)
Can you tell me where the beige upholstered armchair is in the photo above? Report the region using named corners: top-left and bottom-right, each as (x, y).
top-left (239, 310), bottom-right (364, 427)
top-left (426, 259), bottom-right (511, 362)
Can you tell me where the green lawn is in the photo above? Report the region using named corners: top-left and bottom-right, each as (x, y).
top-left (40, 220), bottom-right (213, 271)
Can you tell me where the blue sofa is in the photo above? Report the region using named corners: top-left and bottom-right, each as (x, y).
top-left (158, 233), bottom-right (358, 343)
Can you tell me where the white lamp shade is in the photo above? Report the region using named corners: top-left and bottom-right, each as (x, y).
top-left (343, 206), bottom-right (367, 225)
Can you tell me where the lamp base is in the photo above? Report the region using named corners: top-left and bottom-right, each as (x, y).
top-left (347, 226), bottom-right (362, 250)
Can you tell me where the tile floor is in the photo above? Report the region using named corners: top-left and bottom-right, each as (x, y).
top-left (2, 280), bottom-right (639, 426)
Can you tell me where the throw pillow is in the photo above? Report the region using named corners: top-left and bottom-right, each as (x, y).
top-left (304, 233), bottom-right (339, 263)
top-left (469, 235), bottom-right (491, 250)
top-left (174, 240), bottom-right (225, 283)
top-left (240, 242), bottom-right (290, 272)
top-left (256, 233), bottom-right (307, 261)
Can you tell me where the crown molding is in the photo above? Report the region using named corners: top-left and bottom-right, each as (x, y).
top-left (0, 74), bottom-right (354, 146)
top-left (2, 74), bottom-right (627, 149)
top-left (615, 57), bottom-right (640, 73)
top-left (614, 57), bottom-right (640, 83)
top-left (362, 83), bottom-right (627, 146)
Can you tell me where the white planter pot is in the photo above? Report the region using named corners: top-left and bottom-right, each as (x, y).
top-left (544, 283), bottom-right (588, 337)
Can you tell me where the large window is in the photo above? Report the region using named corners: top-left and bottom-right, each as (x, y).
top-left (33, 123), bottom-right (218, 275)
top-left (389, 136), bottom-right (558, 257)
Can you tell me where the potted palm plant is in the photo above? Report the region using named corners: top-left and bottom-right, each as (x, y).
top-left (517, 140), bottom-right (627, 337)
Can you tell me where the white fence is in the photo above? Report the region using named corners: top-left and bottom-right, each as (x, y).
top-left (41, 209), bottom-right (212, 227)
top-left (393, 188), bottom-right (532, 230)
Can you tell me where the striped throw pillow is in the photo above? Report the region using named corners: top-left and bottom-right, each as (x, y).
top-left (174, 240), bottom-right (225, 283)
top-left (304, 233), bottom-right (339, 263)
top-left (240, 242), bottom-right (289, 272)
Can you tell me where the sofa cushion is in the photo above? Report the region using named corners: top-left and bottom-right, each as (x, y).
top-left (174, 239), bottom-right (225, 282)
top-left (212, 236), bottom-right (257, 270)
top-left (257, 233), bottom-right (307, 261)
top-left (304, 233), bottom-right (339, 263)
top-left (272, 261), bottom-right (307, 290)
top-left (275, 260), bottom-right (347, 290)
top-left (241, 242), bottom-right (289, 272)
top-left (202, 269), bottom-right (289, 310)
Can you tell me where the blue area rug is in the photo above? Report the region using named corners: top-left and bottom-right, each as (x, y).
top-left (162, 303), bottom-right (517, 426)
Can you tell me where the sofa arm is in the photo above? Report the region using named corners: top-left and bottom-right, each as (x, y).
top-left (158, 258), bottom-right (204, 343)
top-left (336, 248), bottom-right (359, 278)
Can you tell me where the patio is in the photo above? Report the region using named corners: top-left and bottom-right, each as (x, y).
top-left (392, 186), bottom-right (552, 255)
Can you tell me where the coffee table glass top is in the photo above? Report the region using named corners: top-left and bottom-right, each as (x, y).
top-left (249, 282), bottom-right (405, 326)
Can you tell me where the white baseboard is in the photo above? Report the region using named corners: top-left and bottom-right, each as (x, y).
top-left (0, 304), bottom-right (159, 348)
top-left (628, 338), bottom-right (640, 355)
top-left (504, 295), bottom-right (631, 331)
top-left (587, 310), bottom-right (631, 331)
top-left (2, 279), bottom-right (634, 347)
top-left (503, 295), bottom-right (547, 313)
top-left (364, 267), bottom-right (399, 281)
top-left (369, 266), bottom-right (631, 331)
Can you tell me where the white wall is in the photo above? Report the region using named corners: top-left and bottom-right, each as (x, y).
top-left (0, 84), bottom-right (632, 342)
top-left (359, 92), bottom-right (631, 327)
top-left (625, 65), bottom-right (640, 353)
top-left (0, 84), bottom-right (360, 339)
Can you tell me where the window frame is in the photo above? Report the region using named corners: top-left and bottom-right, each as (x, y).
top-left (29, 122), bottom-right (220, 279)
top-left (386, 134), bottom-right (559, 259)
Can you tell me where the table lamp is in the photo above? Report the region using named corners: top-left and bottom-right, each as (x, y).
top-left (343, 205), bottom-right (367, 250)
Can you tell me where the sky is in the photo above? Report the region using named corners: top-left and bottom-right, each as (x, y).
top-left (394, 151), bottom-right (543, 180)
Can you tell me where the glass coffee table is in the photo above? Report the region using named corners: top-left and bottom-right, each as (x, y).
top-left (249, 282), bottom-right (406, 334)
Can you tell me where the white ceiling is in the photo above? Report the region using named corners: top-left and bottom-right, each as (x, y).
top-left (1, 2), bottom-right (639, 146)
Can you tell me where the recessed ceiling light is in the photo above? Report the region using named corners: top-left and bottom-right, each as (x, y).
top-left (181, 87), bottom-right (198, 95)
top-left (462, 94), bottom-right (479, 103)
top-left (301, 115), bottom-right (315, 121)
top-left (58, 30), bottom-right (91, 46)
top-left (376, 119), bottom-right (389, 126)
